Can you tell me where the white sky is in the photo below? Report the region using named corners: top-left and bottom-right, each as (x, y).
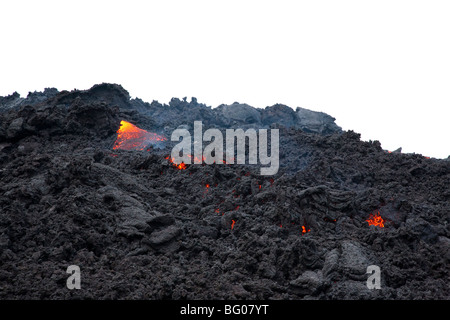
top-left (1, 0), bottom-right (449, 158)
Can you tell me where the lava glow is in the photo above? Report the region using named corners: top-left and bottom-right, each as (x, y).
top-left (176, 162), bottom-right (187, 170)
top-left (301, 225), bottom-right (310, 235)
top-left (366, 211), bottom-right (385, 228)
top-left (231, 220), bottom-right (236, 230)
top-left (165, 156), bottom-right (187, 170)
top-left (113, 120), bottom-right (167, 151)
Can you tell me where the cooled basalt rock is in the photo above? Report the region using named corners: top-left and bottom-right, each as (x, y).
top-left (218, 103), bottom-right (262, 126)
top-left (1, 83), bottom-right (342, 135)
top-left (0, 84), bottom-right (448, 300)
top-left (296, 106), bottom-right (342, 134)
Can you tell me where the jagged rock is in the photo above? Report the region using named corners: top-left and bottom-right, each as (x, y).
top-left (6, 117), bottom-right (24, 139)
top-left (218, 103), bottom-right (262, 125)
top-left (298, 238), bottom-right (324, 270)
top-left (0, 88), bottom-right (59, 112)
top-left (296, 106), bottom-right (342, 134)
top-left (0, 83), bottom-right (343, 135)
top-left (145, 225), bottom-right (182, 250)
top-left (339, 241), bottom-right (372, 281)
top-left (118, 206), bottom-right (154, 238)
top-left (322, 249), bottom-right (340, 281)
top-left (64, 102), bottom-right (120, 138)
top-left (289, 270), bottom-right (324, 296)
top-left (0, 92), bottom-right (24, 111)
top-left (261, 104), bottom-right (298, 128)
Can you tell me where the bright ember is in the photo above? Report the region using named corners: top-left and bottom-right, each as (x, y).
top-left (366, 211), bottom-right (385, 228)
top-left (165, 155), bottom-right (187, 170)
top-left (113, 120), bottom-right (167, 151)
top-left (301, 225), bottom-right (310, 235)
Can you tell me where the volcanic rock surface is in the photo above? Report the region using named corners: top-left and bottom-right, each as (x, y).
top-left (0, 83), bottom-right (448, 299)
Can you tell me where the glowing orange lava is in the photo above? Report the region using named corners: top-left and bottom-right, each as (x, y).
top-left (176, 162), bottom-right (187, 170)
top-left (165, 155), bottom-right (187, 170)
top-left (231, 220), bottom-right (236, 230)
top-left (366, 211), bottom-right (385, 228)
top-left (301, 226), bottom-right (310, 235)
top-left (113, 120), bottom-right (167, 151)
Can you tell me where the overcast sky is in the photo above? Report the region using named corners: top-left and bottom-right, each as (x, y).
top-left (1, 0), bottom-right (449, 158)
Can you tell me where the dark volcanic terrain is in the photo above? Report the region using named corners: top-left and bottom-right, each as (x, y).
top-left (0, 83), bottom-right (448, 299)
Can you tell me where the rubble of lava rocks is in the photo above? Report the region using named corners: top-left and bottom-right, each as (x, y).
top-left (0, 83), bottom-right (448, 299)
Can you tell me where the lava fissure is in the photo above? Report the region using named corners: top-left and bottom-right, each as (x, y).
top-left (113, 120), bottom-right (167, 151)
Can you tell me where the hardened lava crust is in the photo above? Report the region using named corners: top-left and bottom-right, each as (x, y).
top-left (0, 84), bottom-right (448, 299)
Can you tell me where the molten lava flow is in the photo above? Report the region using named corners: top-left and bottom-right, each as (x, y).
top-left (366, 211), bottom-right (385, 228)
top-left (165, 156), bottom-right (187, 170)
top-left (113, 120), bottom-right (167, 151)
top-left (301, 225), bottom-right (310, 235)
top-left (231, 220), bottom-right (236, 230)
top-left (176, 162), bottom-right (187, 170)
